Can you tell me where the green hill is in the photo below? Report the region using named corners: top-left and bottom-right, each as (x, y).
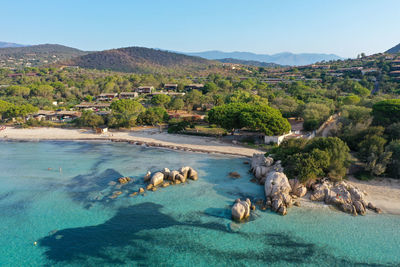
top-left (66, 46), bottom-right (221, 74)
top-left (386, 43), bottom-right (400, 54)
top-left (0, 44), bottom-right (88, 68)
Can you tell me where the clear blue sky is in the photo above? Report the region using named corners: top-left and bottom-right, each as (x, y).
top-left (1, 0), bottom-right (399, 58)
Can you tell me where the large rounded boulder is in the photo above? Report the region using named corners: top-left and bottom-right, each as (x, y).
top-left (150, 172), bottom-right (164, 186)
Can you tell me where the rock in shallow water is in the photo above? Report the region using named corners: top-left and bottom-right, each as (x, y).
top-left (150, 172), bottom-right (164, 186)
top-left (231, 198), bottom-right (251, 222)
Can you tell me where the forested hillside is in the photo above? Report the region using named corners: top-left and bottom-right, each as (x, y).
top-left (66, 47), bottom-right (222, 75)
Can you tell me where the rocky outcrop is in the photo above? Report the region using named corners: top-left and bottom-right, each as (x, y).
top-left (231, 198), bottom-right (252, 221)
top-left (264, 171), bottom-right (292, 216)
top-left (249, 153), bottom-right (381, 216)
top-left (309, 180), bottom-right (381, 215)
top-left (289, 179), bottom-right (307, 198)
top-left (118, 177), bottom-right (131, 185)
top-left (144, 166), bottom-right (199, 190)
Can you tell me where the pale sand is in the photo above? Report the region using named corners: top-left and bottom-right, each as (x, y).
top-left (0, 127), bottom-right (263, 157)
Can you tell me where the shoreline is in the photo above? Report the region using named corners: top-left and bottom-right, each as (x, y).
top-left (0, 127), bottom-right (264, 157)
top-left (2, 126), bottom-right (400, 216)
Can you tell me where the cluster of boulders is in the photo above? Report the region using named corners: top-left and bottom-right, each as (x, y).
top-left (107, 168), bottom-right (198, 199)
top-left (248, 154), bottom-right (307, 216)
top-left (246, 153), bottom-right (381, 216)
top-left (310, 179), bottom-right (381, 215)
top-left (118, 177), bottom-right (131, 185)
top-left (132, 166), bottom-right (199, 194)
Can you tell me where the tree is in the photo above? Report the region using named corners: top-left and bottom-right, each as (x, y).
top-left (168, 97), bottom-right (184, 112)
top-left (287, 149), bottom-right (330, 182)
top-left (358, 135), bottom-right (392, 176)
top-left (109, 99), bottom-right (145, 128)
top-left (203, 82), bottom-right (218, 94)
top-left (75, 111), bottom-right (104, 128)
top-left (3, 104), bottom-right (38, 120)
top-left (386, 140), bottom-right (400, 178)
top-left (33, 85), bottom-right (54, 98)
top-left (137, 107), bottom-right (168, 125)
top-left (302, 103), bottom-right (331, 131)
top-left (208, 103), bottom-right (290, 135)
top-left (274, 137), bottom-right (350, 182)
top-left (0, 100), bottom-right (13, 120)
top-left (341, 105), bottom-right (372, 124)
top-left (84, 95), bottom-right (94, 102)
top-left (6, 85), bottom-right (30, 97)
top-left (271, 97), bottom-right (300, 118)
top-left (150, 94), bottom-right (171, 108)
top-left (372, 99), bottom-right (400, 126)
top-left (342, 95), bottom-right (360, 105)
top-left (184, 90), bottom-right (202, 111)
top-left (305, 137), bottom-right (350, 180)
top-left (386, 123), bottom-right (400, 141)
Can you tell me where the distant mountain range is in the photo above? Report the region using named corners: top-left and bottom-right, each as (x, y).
top-left (386, 43), bottom-right (400, 54)
top-left (66, 46), bottom-right (220, 74)
top-left (2, 40), bottom-right (398, 73)
top-left (182, 51), bottom-right (342, 66)
top-left (0, 41), bottom-right (27, 48)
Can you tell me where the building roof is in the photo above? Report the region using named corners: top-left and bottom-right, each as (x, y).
top-left (75, 102), bottom-right (111, 108)
top-left (99, 93), bottom-right (118, 97)
top-left (120, 92), bottom-right (138, 95)
top-left (164, 83), bottom-right (178, 87)
top-left (186, 83), bottom-right (204, 87)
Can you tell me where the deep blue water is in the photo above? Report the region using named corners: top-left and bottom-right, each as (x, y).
top-left (0, 141), bottom-right (399, 266)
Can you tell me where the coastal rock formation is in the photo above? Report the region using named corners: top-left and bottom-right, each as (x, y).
top-left (249, 153), bottom-right (381, 216)
top-left (264, 171), bottom-right (292, 216)
top-left (309, 180), bottom-right (381, 215)
top-left (144, 166), bottom-right (199, 190)
top-left (231, 198), bottom-right (252, 221)
top-left (289, 179), bottom-right (307, 198)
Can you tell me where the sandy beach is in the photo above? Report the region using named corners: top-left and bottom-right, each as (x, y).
top-left (0, 126), bottom-right (264, 157)
top-left (1, 126), bottom-right (400, 215)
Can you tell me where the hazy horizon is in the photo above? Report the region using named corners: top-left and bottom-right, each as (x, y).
top-left (1, 0), bottom-right (400, 58)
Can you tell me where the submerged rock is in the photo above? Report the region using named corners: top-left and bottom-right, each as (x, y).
top-left (228, 172), bottom-right (241, 179)
top-left (118, 177), bottom-right (131, 185)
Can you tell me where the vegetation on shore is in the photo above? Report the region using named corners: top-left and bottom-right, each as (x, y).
top-left (0, 50), bottom-right (399, 181)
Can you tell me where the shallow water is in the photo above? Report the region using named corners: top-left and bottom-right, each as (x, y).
top-left (0, 141), bottom-right (399, 266)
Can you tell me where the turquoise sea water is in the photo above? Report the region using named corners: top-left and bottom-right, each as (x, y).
top-left (0, 141), bottom-right (399, 267)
